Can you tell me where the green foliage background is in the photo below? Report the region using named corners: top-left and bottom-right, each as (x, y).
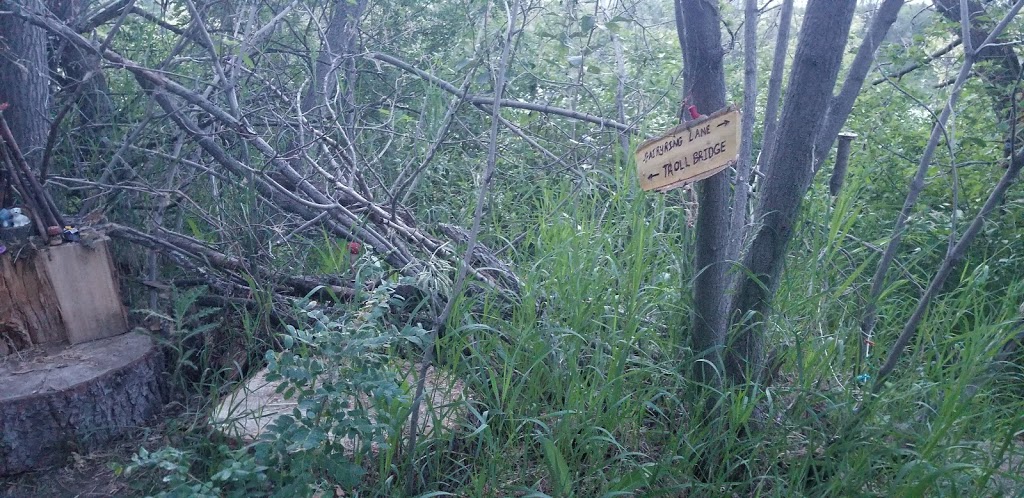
top-left (30, 0), bottom-right (1024, 495)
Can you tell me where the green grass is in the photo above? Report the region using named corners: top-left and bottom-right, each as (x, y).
top-left (126, 168), bottom-right (1024, 497)
top-left (397, 174), bottom-right (1024, 496)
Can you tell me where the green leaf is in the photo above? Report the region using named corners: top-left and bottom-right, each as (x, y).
top-left (541, 438), bottom-right (571, 497)
top-left (580, 15), bottom-right (595, 33)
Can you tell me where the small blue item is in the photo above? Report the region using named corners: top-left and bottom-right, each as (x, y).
top-left (63, 225), bottom-right (80, 242)
top-left (855, 373), bottom-right (871, 384)
top-left (0, 244), bottom-right (6, 255)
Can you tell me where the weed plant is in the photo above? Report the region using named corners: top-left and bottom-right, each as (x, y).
top-left (125, 169), bottom-right (1024, 496)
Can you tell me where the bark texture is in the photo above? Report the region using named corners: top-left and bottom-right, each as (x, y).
top-left (677, 0), bottom-right (730, 385)
top-left (812, 0), bottom-right (905, 174)
top-left (727, 0), bottom-right (858, 383)
top-left (0, 246), bottom-right (66, 354)
top-left (304, 0), bottom-right (368, 119)
top-left (0, 332), bottom-right (165, 475)
top-left (0, 0), bottom-right (50, 170)
top-left (0, 238), bottom-right (127, 356)
top-left (757, 0), bottom-right (793, 176)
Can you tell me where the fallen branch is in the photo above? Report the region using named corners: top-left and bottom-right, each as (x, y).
top-left (8, 2), bottom-right (524, 311)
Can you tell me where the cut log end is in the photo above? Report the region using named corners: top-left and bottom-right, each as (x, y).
top-left (0, 331), bottom-right (165, 476)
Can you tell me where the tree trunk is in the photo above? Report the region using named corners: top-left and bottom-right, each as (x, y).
top-left (756, 0), bottom-right (793, 177)
top-left (727, 0), bottom-right (858, 384)
top-left (0, 245), bottom-right (65, 354)
top-left (303, 0), bottom-right (368, 121)
top-left (677, 0), bottom-right (730, 386)
top-left (812, 0), bottom-right (906, 175)
top-left (50, 0), bottom-right (114, 177)
top-left (729, 0), bottom-right (758, 262)
top-left (0, 0), bottom-right (50, 171)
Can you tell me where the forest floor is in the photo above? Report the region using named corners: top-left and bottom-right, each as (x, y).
top-left (0, 422), bottom-right (169, 498)
top-left (1, 448), bottom-right (131, 497)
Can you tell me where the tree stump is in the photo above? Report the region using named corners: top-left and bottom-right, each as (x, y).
top-left (0, 234), bottom-right (160, 475)
top-left (0, 331), bottom-right (165, 475)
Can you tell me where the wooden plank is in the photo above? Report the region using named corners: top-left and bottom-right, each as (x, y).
top-left (40, 239), bottom-right (128, 344)
top-left (635, 105), bottom-right (741, 191)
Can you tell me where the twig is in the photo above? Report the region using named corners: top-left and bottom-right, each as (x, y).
top-left (0, 112), bottom-right (64, 228)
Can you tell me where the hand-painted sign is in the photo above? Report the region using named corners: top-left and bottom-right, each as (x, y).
top-left (635, 105), bottom-right (740, 191)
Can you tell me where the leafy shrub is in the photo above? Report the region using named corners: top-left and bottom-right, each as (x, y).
top-left (123, 279), bottom-right (426, 496)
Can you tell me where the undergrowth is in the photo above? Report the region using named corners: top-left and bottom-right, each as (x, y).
top-left (124, 172), bottom-right (1024, 497)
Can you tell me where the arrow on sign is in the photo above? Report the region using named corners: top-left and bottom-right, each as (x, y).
top-left (716, 120), bottom-right (730, 127)
top-left (647, 172), bottom-right (660, 180)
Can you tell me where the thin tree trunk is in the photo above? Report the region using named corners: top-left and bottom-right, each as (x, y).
top-left (404, 0), bottom-right (522, 492)
top-left (812, 0), bottom-right (905, 175)
top-left (678, 0), bottom-right (730, 386)
top-left (294, 0), bottom-right (368, 188)
top-left (729, 0), bottom-right (758, 263)
top-left (48, 0), bottom-right (115, 178)
top-left (756, 0), bottom-right (793, 177)
top-left (614, 33), bottom-right (630, 160)
top-left (727, 0), bottom-right (858, 384)
top-left (860, 0), bottom-right (1024, 348)
top-left (874, 145), bottom-right (1024, 390)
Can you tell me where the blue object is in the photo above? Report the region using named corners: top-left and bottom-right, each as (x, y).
top-left (63, 225), bottom-right (81, 242)
top-left (855, 374), bottom-right (871, 384)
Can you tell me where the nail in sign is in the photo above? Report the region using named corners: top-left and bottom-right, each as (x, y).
top-left (635, 105), bottom-right (741, 192)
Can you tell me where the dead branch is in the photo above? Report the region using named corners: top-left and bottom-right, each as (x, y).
top-left (874, 142), bottom-right (1024, 389)
top-left (106, 222), bottom-right (355, 300)
top-left (7, 2), bottom-right (523, 303)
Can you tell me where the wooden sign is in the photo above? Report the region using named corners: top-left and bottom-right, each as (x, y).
top-left (636, 105), bottom-right (741, 191)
